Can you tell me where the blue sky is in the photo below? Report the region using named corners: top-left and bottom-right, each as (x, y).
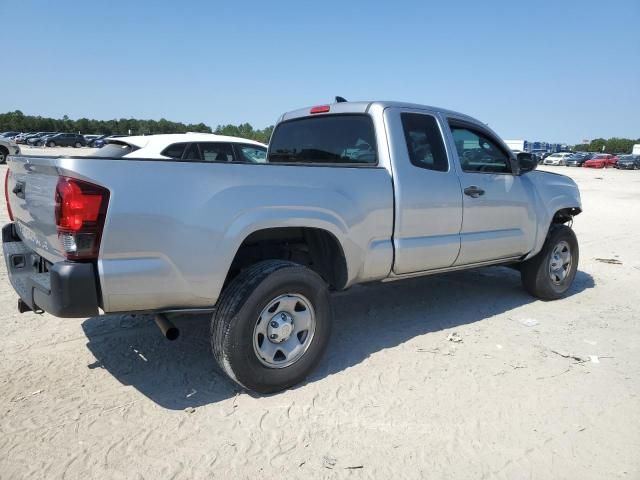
top-left (0, 0), bottom-right (638, 144)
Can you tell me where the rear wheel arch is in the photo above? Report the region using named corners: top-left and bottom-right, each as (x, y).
top-left (223, 227), bottom-right (349, 292)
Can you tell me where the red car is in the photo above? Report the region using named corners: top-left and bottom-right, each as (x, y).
top-left (583, 154), bottom-right (617, 168)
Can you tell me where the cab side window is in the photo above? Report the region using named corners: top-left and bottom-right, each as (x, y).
top-left (401, 113), bottom-right (449, 172)
top-left (449, 126), bottom-right (512, 174)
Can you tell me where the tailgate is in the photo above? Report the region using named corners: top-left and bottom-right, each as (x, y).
top-left (6, 155), bottom-right (66, 263)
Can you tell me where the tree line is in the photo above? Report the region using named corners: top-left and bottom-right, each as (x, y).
top-left (2, 110), bottom-right (635, 151)
top-left (572, 137), bottom-right (639, 154)
top-left (0, 110), bottom-right (274, 143)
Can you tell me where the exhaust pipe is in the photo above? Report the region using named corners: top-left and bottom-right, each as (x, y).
top-left (154, 314), bottom-right (180, 341)
top-left (18, 299), bottom-right (32, 313)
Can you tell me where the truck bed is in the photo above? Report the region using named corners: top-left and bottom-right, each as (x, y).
top-left (5, 155), bottom-right (394, 313)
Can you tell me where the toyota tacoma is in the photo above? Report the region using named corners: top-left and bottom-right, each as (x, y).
top-left (2, 100), bottom-right (582, 393)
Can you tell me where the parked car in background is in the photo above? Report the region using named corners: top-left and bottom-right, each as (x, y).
top-left (15, 133), bottom-right (35, 144)
top-left (93, 134), bottom-right (128, 148)
top-left (543, 152), bottom-right (573, 166)
top-left (0, 131), bottom-right (21, 139)
top-left (0, 136), bottom-right (20, 164)
top-left (583, 154), bottom-right (616, 168)
top-left (532, 150), bottom-right (548, 160)
top-left (88, 134), bottom-right (109, 147)
top-left (26, 132), bottom-right (58, 146)
top-left (566, 152), bottom-right (594, 167)
top-left (83, 134), bottom-right (101, 144)
top-left (35, 134), bottom-right (55, 146)
top-left (98, 133), bottom-right (267, 161)
top-left (13, 133), bottom-right (32, 144)
top-left (615, 155), bottom-right (640, 170)
top-left (42, 133), bottom-right (87, 147)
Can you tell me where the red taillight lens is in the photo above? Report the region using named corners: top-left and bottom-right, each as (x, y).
top-left (56, 178), bottom-right (103, 231)
top-left (55, 177), bottom-right (109, 260)
top-left (4, 169), bottom-right (13, 221)
top-left (310, 105), bottom-right (330, 114)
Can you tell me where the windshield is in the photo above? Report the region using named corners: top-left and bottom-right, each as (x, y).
top-left (269, 114), bottom-right (377, 165)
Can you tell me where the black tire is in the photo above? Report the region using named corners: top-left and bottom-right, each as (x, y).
top-left (48, 141), bottom-right (56, 147)
top-left (520, 225), bottom-right (579, 300)
top-left (74, 142), bottom-right (82, 148)
top-left (0, 146), bottom-right (8, 164)
top-left (211, 260), bottom-right (331, 393)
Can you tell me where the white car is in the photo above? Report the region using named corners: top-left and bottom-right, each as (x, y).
top-left (0, 137), bottom-right (20, 164)
top-left (543, 152), bottom-right (573, 166)
top-left (97, 133), bottom-right (268, 163)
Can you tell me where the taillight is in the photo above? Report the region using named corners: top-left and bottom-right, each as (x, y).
top-left (55, 177), bottom-right (109, 260)
top-left (4, 169), bottom-right (13, 221)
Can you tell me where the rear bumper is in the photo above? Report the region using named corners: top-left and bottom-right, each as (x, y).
top-left (2, 223), bottom-right (100, 318)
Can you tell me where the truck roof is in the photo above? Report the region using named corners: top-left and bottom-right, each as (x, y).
top-left (279, 101), bottom-right (483, 126)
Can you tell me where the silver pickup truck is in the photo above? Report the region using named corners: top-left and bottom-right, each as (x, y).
top-left (2, 101), bottom-right (582, 393)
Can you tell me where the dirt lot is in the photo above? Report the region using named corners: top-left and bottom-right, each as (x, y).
top-left (0, 161), bottom-right (638, 479)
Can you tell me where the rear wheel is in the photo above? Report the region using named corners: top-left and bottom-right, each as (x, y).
top-left (74, 142), bottom-right (82, 148)
top-left (211, 260), bottom-right (331, 393)
top-left (47, 141), bottom-right (56, 147)
top-left (520, 225), bottom-right (579, 300)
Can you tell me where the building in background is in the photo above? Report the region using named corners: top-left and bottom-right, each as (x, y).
top-left (504, 140), bottom-right (569, 154)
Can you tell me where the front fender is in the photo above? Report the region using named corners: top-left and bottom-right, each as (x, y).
top-left (524, 171), bottom-right (582, 259)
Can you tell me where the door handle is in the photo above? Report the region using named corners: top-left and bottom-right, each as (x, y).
top-left (463, 186), bottom-right (485, 198)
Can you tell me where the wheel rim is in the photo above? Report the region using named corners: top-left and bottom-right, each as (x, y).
top-left (253, 293), bottom-right (316, 368)
top-left (549, 240), bottom-right (572, 285)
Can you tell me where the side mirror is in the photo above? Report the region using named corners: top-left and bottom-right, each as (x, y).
top-left (516, 152), bottom-right (537, 174)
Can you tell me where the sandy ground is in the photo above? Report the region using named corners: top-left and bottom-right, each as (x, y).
top-left (0, 161), bottom-right (639, 479)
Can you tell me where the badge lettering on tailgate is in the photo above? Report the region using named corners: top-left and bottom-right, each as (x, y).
top-left (16, 222), bottom-right (49, 252)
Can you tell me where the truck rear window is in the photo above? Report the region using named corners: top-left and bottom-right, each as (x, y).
top-left (268, 114), bottom-right (377, 165)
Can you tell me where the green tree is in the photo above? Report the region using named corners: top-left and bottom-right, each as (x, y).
top-left (0, 112), bottom-right (279, 142)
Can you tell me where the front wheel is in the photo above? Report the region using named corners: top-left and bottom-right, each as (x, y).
top-left (520, 225), bottom-right (579, 300)
top-left (0, 146), bottom-right (8, 164)
top-left (47, 141), bottom-right (56, 147)
top-left (211, 260), bottom-right (331, 393)
top-left (74, 142), bottom-right (82, 148)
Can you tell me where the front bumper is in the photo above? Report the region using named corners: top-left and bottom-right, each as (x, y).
top-left (617, 164), bottom-right (635, 170)
top-left (2, 223), bottom-right (100, 318)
